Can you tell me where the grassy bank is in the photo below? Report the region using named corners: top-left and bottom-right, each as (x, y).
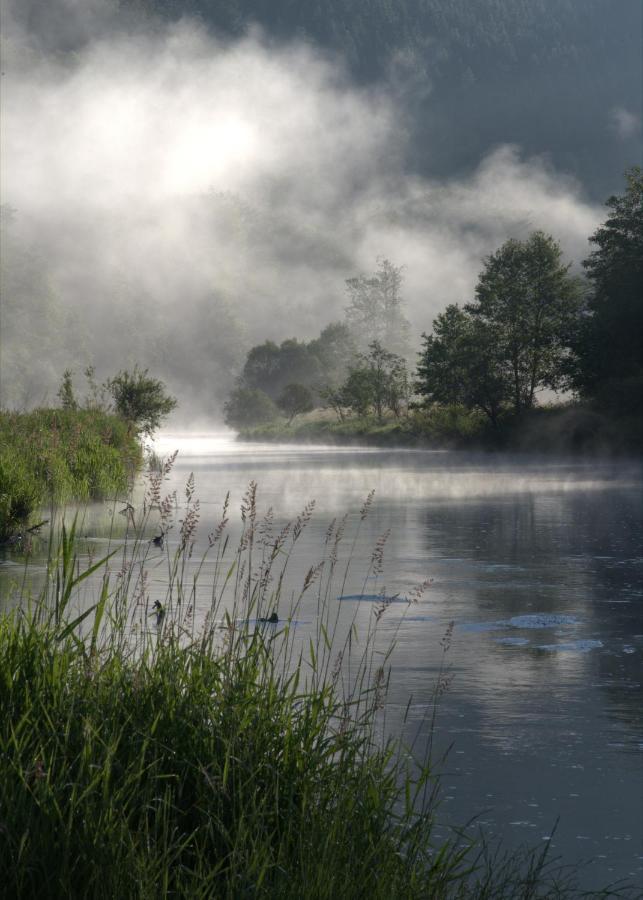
top-left (0, 474), bottom-right (600, 898)
top-left (239, 404), bottom-right (643, 455)
top-left (239, 406), bottom-right (486, 448)
top-left (0, 408), bottom-right (142, 541)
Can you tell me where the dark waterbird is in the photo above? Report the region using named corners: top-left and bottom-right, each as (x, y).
top-left (258, 612), bottom-right (279, 624)
top-left (151, 600), bottom-right (165, 624)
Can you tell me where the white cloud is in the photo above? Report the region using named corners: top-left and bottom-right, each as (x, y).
top-left (1, 5), bottom-right (602, 408)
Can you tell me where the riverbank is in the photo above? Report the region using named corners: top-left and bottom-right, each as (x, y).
top-left (239, 403), bottom-right (643, 455)
top-left (0, 408), bottom-right (142, 541)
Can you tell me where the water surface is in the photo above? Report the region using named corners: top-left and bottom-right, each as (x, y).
top-left (3, 432), bottom-right (642, 890)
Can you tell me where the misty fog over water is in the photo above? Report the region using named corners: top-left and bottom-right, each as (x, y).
top-left (155, 435), bottom-right (643, 889)
top-left (4, 435), bottom-right (640, 887)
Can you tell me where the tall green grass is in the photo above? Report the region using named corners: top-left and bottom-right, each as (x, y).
top-left (0, 466), bottom-right (617, 898)
top-left (0, 408), bottom-right (141, 540)
top-left (239, 406), bottom-right (488, 448)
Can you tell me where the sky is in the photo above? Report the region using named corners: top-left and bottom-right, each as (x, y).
top-left (0, 0), bottom-right (607, 413)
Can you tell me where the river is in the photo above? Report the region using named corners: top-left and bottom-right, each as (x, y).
top-left (3, 432), bottom-right (642, 890)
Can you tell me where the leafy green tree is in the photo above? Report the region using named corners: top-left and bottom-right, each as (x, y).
top-left (415, 305), bottom-right (508, 427)
top-left (345, 260), bottom-right (411, 359)
top-left (339, 369), bottom-right (376, 418)
top-left (467, 231), bottom-right (583, 414)
top-left (339, 341), bottom-right (408, 421)
top-left (242, 339), bottom-right (322, 400)
top-left (105, 367), bottom-right (177, 436)
top-left (571, 167), bottom-right (643, 410)
top-left (362, 341), bottom-right (408, 421)
top-left (223, 387), bottom-right (279, 429)
top-left (277, 383), bottom-right (315, 424)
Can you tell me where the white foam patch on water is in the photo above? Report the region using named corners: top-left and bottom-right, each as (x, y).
top-left (508, 614), bottom-right (578, 629)
top-left (536, 640), bottom-right (603, 653)
top-left (495, 636), bottom-right (530, 646)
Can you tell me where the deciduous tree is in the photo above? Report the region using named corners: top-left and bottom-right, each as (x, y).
top-left (467, 231), bottom-right (582, 414)
top-left (415, 305), bottom-right (508, 426)
top-left (106, 367), bottom-right (176, 436)
top-left (223, 386), bottom-right (278, 428)
top-left (345, 260), bottom-right (411, 359)
top-left (277, 383), bottom-right (315, 424)
top-left (571, 167), bottom-right (643, 410)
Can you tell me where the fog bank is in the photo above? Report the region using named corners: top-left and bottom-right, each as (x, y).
top-left (1, 2), bottom-right (601, 416)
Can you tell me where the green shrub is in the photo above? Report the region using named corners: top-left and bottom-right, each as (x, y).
top-left (0, 409), bottom-right (141, 539)
top-left (224, 386), bottom-right (280, 428)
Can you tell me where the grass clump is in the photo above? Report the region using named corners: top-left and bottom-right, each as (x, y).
top-left (0, 469), bottom-right (609, 898)
top-left (0, 408), bottom-right (141, 540)
top-left (0, 613), bottom-right (444, 898)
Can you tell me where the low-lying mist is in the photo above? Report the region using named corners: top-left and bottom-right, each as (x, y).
top-left (1, 1), bottom-right (601, 419)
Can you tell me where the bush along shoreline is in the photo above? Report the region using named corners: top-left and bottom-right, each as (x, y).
top-left (0, 471), bottom-right (620, 898)
top-left (0, 408), bottom-right (141, 544)
top-left (236, 403), bottom-right (643, 456)
top-left (0, 366), bottom-right (176, 543)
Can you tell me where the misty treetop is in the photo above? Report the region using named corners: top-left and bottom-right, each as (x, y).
top-left (224, 261), bottom-right (413, 427)
top-left (345, 259), bottom-right (411, 359)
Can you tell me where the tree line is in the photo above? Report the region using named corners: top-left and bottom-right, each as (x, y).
top-left (224, 168), bottom-right (642, 434)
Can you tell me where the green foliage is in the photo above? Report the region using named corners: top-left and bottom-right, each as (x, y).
top-left (105, 366), bottom-right (177, 436)
top-left (340, 368), bottom-right (377, 418)
top-left (82, 365), bottom-right (109, 411)
top-left (56, 369), bottom-right (78, 410)
top-left (338, 341), bottom-right (409, 422)
top-left (416, 305), bottom-right (507, 427)
top-left (0, 409), bottom-right (141, 540)
top-left (224, 386), bottom-right (279, 428)
top-left (242, 339), bottom-right (323, 401)
top-left (469, 231), bottom-right (583, 412)
top-left (416, 233), bottom-right (583, 423)
top-left (571, 167), bottom-right (643, 411)
top-left (277, 383), bottom-right (315, 423)
top-left (345, 260), bottom-right (411, 359)
top-left (0, 455), bottom-right (43, 540)
top-left (0, 494), bottom-right (448, 898)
